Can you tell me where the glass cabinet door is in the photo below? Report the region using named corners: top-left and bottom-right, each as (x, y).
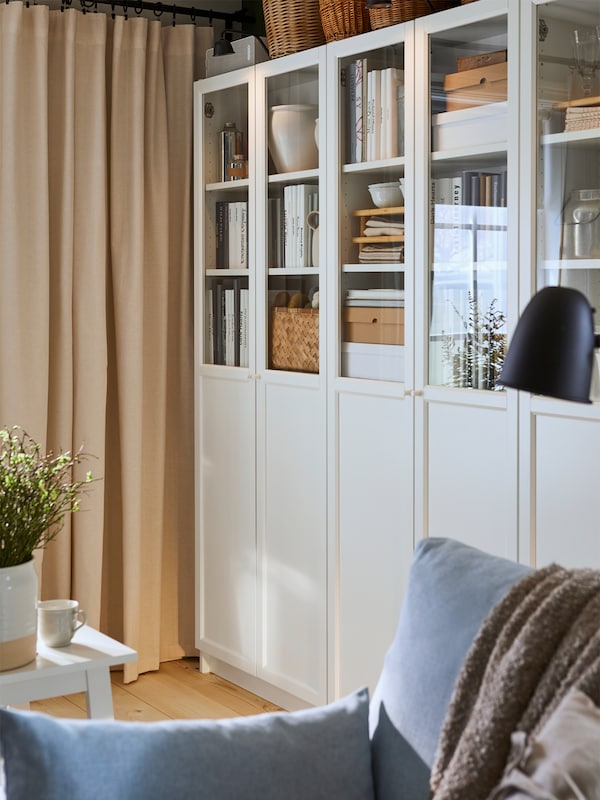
top-left (536, 0), bottom-right (600, 400)
top-left (197, 72), bottom-right (252, 369)
top-left (335, 31), bottom-right (407, 383)
top-left (260, 57), bottom-right (322, 376)
top-left (427, 11), bottom-right (509, 391)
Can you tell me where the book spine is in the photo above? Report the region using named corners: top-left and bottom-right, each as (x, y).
top-left (347, 63), bottom-right (357, 164)
top-left (224, 287), bottom-right (235, 366)
top-left (240, 202), bottom-right (248, 269)
top-left (240, 288), bottom-right (249, 368)
top-left (233, 279), bottom-right (241, 367)
top-left (206, 287), bottom-right (214, 364)
top-left (214, 281), bottom-right (224, 365)
top-left (354, 57), bottom-right (365, 163)
top-left (216, 201), bottom-right (227, 268)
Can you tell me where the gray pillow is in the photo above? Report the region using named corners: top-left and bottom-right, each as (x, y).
top-left (491, 689), bottom-right (600, 800)
top-left (369, 537), bottom-right (531, 800)
top-left (0, 688), bottom-right (374, 800)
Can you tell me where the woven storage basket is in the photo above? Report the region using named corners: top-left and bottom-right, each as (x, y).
top-left (263, 0), bottom-right (326, 59)
top-left (270, 307), bottom-right (319, 373)
top-left (368, 0), bottom-right (455, 28)
top-left (319, 0), bottom-right (371, 42)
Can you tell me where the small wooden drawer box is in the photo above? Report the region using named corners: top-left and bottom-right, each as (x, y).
top-left (343, 306), bottom-right (405, 345)
top-left (444, 62), bottom-right (507, 112)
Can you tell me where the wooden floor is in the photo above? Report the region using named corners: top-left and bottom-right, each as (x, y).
top-left (31, 658), bottom-right (282, 721)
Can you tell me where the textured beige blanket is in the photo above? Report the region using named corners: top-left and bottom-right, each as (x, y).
top-left (430, 564), bottom-right (600, 800)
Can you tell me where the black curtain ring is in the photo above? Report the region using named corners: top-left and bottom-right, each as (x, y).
top-left (153, 1), bottom-right (163, 17)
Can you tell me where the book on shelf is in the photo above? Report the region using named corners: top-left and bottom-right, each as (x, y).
top-left (215, 200), bottom-right (228, 268)
top-left (268, 197), bottom-right (282, 268)
top-left (358, 65), bottom-right (404, 162)
top-left (366, 67), bottom-right (381, 161)
top-left (239, 288), bottom-right (249, 368)
top-left (431, 169), bottom-right (507, 209)
top-left (346, 61), bottom-right (357, 164)
top-left (283, 184), bottom-right (318, 268)
top-left (206, 288), bottom-right (214, 364)
top-left (212, 282), bottom-right (224, 365)
top-left (225, 288), bottom-right (235, 366)
top-left (208, 278), bottom-right (249, 367)
top-left (214, 200), bottom-right (248, 269)
top-left (227, 202), bottom-right (248, 269)
top-left (354, 57), bottom-right (367, 163)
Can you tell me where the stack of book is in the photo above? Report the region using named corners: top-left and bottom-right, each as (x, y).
top-left (564, 104), bottom-right (600, 132)
top-left (431, 170), bottom-right (507, 208)
top-left (346, 59), bottom-right (404, 164)
top-left (206, 279), bottom-right (249, 367)
top-left (283, 184), bottom-right (318, 268)
top-left (215, 201), bottom-right (248, 269)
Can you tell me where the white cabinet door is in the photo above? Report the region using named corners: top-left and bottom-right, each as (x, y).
top-left (533, 411), bottom-right (600, 569)
top-left (257, 379), bottom-right (327, 705)
top-left (422, 392), bottom-right (518, 559)
top-left (196, 373), bottom-right (256, 672)
top-left (336, 389), bottom-right (413, 697)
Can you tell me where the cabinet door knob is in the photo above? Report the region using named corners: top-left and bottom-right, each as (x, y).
top-left (413, 389), bottom-right (423, 397)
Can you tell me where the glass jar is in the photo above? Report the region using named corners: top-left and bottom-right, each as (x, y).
top-left (227, 154), bottom-right (248, 180)
top-left (562, 189), bottom-right (600, 259)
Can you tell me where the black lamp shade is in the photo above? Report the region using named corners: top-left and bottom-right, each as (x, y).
top-left (499, 286), bottom-right (596, 403)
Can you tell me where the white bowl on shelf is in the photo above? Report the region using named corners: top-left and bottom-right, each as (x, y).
top-left (268, 104), bottom-right (319, 174)
top-left (368, 180), bottom-right (404, 208)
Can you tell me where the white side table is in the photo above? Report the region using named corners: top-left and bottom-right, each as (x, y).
top-left (0, 626), bottom-right (137, 719)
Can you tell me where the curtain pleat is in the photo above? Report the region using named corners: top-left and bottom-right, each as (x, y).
top-left (0, 3), bottom-right (50, 443)
top-left (160, 24), bottom-right (196, 661)
top-left (0, 1), bottom-right (212, 679)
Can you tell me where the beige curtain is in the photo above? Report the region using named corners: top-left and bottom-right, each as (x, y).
top-left (0, 1), bottom-right (213, 681)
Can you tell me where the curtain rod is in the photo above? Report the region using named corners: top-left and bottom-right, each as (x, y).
top-left (58, 0), bottom-right (255, 24)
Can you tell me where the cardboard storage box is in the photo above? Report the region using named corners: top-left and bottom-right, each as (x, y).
top-left (341, 343), bottom-right (405, 382)
top-left (432, 101), bottom-right (507, 151)
top-left (444, 62), bottom-right (507, 112)
top-left (342, 306), bottom-right (405, 345)
top-left (456, 49), bottom-right (506, 73)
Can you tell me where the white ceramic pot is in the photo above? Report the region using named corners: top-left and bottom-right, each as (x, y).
top-left (269, 104), bottom-right (319, 174)
top-left (0, 559), bottom-right (38, 670)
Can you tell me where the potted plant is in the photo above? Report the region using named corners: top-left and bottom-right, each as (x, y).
top-left (0, 426), bottom-right (94, 670)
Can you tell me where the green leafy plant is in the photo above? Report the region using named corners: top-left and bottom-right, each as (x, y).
top-left (0, 426), bottom-right (94, 568)
top-left (442, 293), bottom-right (506, 390)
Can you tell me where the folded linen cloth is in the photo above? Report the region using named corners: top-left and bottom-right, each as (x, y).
top-left (429, 564), bottom-right (600, 800)
top-left (364, 227), bottom-right (405, 236)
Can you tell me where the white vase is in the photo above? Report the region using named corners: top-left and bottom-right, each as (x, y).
top-left (0, 559), bottom-right (38, 670)
top-left (269, 104), bottom-right (319, 174)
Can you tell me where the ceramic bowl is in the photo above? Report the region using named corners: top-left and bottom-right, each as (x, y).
top-left (268, 104), bottom-right (319, 174)
top-left (368, 180), bottom-right (404, 208)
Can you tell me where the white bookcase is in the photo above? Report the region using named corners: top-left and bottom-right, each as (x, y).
top-left (195, 0), bottom-right (600, 709)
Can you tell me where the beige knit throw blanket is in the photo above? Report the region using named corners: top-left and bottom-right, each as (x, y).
top-left (429, 564), bottom-right (600, 800)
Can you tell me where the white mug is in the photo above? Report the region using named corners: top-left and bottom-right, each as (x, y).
top-left (37, 599), bottom-right (87, 647)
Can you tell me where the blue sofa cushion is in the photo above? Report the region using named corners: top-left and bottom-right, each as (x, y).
top-left (369, 537), bottom-right (531, 800)
top-left (0, 688), bottom-right (374, 800)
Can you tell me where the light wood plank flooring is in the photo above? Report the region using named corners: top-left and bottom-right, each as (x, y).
top-left (31, 658), bottom-right (282, 721)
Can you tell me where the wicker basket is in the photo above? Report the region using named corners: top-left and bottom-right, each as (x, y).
top-left (263, 0), bottom-right (326, 59)
top-left (368, 0), bottom-right (457, 28)
top-left (319, 0), bottom-right (371, 43)
top-left (270, 307), bottom-right (319, 373)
